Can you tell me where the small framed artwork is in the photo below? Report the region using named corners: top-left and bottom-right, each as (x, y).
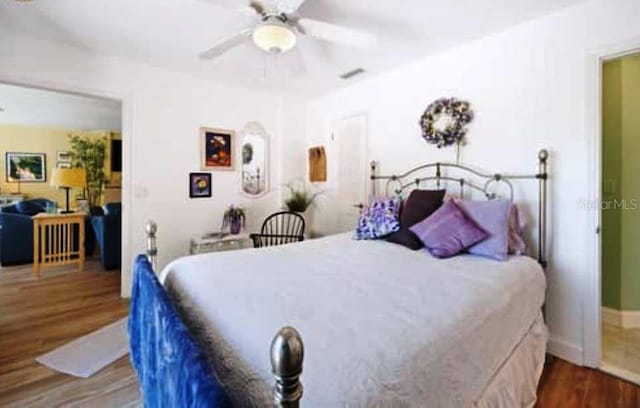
top-left (56, 162), bottom-right (72, 169)
top-left (200, 127), bottom-right (235, 171)
top-left (189, 172), bottom-right (212, 198)
top-left (77, 199), bottom-right (90, 213)
top-left (5, 152), bottom-right (47, 182)
top-left (57, 151), bottom-right (72, 163)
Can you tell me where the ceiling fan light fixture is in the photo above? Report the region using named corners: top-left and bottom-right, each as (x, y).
top-left (252, 21), bottom-right (296, 54)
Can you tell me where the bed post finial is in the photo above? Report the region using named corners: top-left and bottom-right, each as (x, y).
top-left (271, 326), bottom-right (304, 408)
top-left (145, 220), bottom-right (158, 271)
top-left (537, 149), bottom-right (548, 268)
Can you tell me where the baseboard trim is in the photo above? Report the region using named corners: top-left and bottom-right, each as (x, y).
top-left (600, 362), bottom-right (640, 386)
top-left (547, 334), bottom-right (583, 365)
top-left (602, 306), bottom-right (621, 326)
top-left (601, 307), bottom-right (640, 329)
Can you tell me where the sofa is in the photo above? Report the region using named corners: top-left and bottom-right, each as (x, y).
top-left (0, 199), bottom-right (54, 266)
top-left (91, 202), bottom-right (121, 270)
top-left (0, 198), bottom-right (98, 266)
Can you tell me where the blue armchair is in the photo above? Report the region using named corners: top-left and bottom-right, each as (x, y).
top-left (0, 199), bottom-right (54, 266)
top-left (91, 202), bottom-right (121, 270)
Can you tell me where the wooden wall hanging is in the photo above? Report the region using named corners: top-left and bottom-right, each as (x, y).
top-left (308, 146), bottom-right (327, 182)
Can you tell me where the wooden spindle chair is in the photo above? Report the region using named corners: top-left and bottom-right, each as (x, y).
top-left (250, 211), bottom-right (305, 248)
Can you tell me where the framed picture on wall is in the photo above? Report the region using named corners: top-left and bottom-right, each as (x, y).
top-left (200, 127), bottom-right (235, 171)
top-left (189, 172), bottom-right (212, 198)
top-left (57, 151), bottom-right (72, 163)
top-left (5, 152), bottom-right (47, 182)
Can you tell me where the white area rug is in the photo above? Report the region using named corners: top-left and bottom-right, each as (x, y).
top-left (36, 317), bottom-right (129, 378)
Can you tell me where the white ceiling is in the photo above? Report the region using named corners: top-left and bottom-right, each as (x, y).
top-left (0, 83), bottom-right (122, 130)
top-left (0, 0), bottom-right (588, 96)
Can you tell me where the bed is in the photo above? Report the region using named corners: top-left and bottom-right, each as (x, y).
top-left (129, 149), bottom-right (550, 407)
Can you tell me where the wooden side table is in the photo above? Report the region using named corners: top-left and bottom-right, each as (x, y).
top-left (32, 212), bottom-right (86, 277)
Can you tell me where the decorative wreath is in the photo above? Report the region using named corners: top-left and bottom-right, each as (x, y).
top-left (420, 98), bottom-right (474, 148)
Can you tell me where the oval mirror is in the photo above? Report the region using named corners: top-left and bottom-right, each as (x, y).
top-left (240, 122), bottom-right (269, 197)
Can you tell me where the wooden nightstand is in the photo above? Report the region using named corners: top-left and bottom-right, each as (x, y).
top-left (32, 212), bottom-right (86, 277)
top-left (190, 232), bottom-right (251, 255)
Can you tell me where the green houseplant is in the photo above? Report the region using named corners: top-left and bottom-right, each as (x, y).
top-left (222, 205), bottom-right (246, 235)
top-left (68, 134), bottom-right (107, 209)
top-left (284, 181), bottom-right (322, 213)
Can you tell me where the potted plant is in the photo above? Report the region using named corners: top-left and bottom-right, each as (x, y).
top-left (222, 205), bottom-right (246, 235)
top-left (284, 181), bottom-right (322, 213)
top-left (68, 134), bottom-right (107, 209)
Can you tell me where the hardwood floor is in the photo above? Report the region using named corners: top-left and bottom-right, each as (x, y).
top-left (0, 260), bottom-right (140, 407)
top-left (1, 261), bottom-right (639, 407)
top-left (537, 358), bottom-right (640, 407)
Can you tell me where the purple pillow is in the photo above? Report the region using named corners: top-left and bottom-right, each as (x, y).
top-left (354, 197), bottom-right (401, 240)
top-left (409, 200), bottom-right (488, 258)
top-left (386, 189), bottom-right (446, 250)
top-left (455, 198), bottom-right (512, 261)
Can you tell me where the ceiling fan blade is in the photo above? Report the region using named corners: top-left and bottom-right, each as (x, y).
top-left (275, 0), bottom-right (307, 14)
top-left (248, 0), bottom-right (269, 16)
top-left (297, 18), bottom-right (376, 48)
top-left (198, 29), bottom-right (253, 60)
top-left (199, 0), bottom-right (266, 16)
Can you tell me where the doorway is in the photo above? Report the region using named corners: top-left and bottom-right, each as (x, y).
top-left (600, 52), bottom-right (640, 384)
top-left (0, 81), bottom-right (125, 278)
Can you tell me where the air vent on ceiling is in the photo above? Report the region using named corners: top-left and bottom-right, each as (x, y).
top-left (340, 68), bottom-right (365, 80)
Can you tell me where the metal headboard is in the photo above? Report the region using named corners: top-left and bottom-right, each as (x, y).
top-left (370, 149), bottom-right (549, 267)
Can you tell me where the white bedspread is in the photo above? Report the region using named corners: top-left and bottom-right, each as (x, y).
top-left (161, 233), bottom-right (546, 407)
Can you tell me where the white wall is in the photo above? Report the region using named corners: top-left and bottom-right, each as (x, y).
top-left (288, 0), bottom-right (640, 365)
top-left (0, 31), bottom-right (284, 296)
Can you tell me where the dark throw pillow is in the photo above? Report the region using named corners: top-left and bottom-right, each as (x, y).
top-left (16, 200), bottom-right (46, 216)
top-left (410, 199), bottom-right (488, 258)
top-left (385, 189), bottom-right (446, 250)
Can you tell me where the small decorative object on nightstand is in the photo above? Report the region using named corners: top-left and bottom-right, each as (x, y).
top-left (190, 232), bottom-right (251, 255)
top-left (222, 205), bottom-right (246, 235)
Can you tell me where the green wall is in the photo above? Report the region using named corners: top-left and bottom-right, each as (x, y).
top-left (602, 60), bottom-right (622, 310)
top-left (602, 54), bottom-right (640, 311)
top-left (620, 54), bottom-right (640, 311)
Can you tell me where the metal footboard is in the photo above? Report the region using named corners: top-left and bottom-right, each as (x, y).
top-left (144, 221), bottom-right (304, 407)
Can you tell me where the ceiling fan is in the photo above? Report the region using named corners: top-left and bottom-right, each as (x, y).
top-left (198, 0), bottom-right (377, 60)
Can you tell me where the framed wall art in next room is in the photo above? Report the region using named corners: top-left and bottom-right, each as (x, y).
top-left (5, 152), bottom-right (47, 182)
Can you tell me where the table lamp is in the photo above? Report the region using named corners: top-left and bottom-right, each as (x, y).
top-left (51, 168), bottom-right (86, 214)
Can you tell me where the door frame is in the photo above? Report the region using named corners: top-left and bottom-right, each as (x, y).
top-left (0, 75), bottom-right (134, 298)
top-left (584, 40), bottom-right (640, 368)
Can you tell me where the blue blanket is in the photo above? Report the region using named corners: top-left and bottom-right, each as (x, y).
top-left (128, 255), bottom-right (232, 407)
